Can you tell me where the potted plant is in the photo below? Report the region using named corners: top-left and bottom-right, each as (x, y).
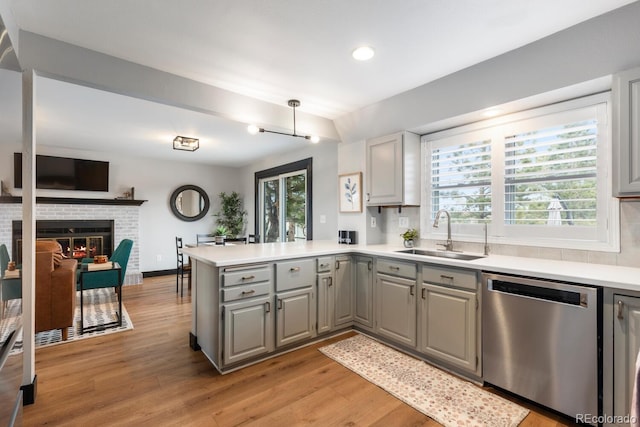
top-left (214, 192), bottom-right (247, 238)
top-left (400, 228), bottom-right (419, 248)
top-left (213, 225), bottom-right (228, 245)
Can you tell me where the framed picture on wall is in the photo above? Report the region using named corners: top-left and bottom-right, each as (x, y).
top-left (339, 172), bottom-right (362, 213)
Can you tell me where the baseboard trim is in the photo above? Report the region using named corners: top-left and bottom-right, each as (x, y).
top-left (21, 375), bottom-right (37, 405)
top-left (143, 269), bottom-right (176, 277)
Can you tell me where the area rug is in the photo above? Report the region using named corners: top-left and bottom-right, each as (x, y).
top-left (319, 334), bottom-right (529, 427)
top-left (1, 287), bottom-right (133, 353)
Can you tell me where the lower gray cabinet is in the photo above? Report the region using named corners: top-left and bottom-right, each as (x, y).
top-left (276, 287), bottom-right (316, 347)
top-left (420, 283), bottom-right (477, 373)
top-left (222, 295), bottom-right (274, 366)
top-left (316, 271), bottom-right (334, 334)
top-left (354, 256), bottom-right (373, 328)
top-left (376, 272), bottom-right (417, 347)
top-left (334, 256), bottom-right (354, 327)
top-left (613, 294), bottom-right (640, 420)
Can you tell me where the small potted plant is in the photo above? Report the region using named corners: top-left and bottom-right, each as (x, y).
top-left (213, 225), bottom-right (228, 245)
top-left (400, 228), bottom-right (419, 248)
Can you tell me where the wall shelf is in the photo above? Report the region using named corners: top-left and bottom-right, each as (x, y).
top-left (0, 196), bottom-right (146, 206)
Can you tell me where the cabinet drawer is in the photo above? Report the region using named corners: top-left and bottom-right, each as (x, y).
top-left (422, 265), bottom-right (478, 291)
top-left (377, 258), bottom-right (416, 279)
top-left (276, 258), bottom-right (315, 291)
top-left (317, 257), bottom-right (333, 273)
top-left (222, 264), bottom-right (271, 287)
top-left (222, 282), bottom-right (271, 302)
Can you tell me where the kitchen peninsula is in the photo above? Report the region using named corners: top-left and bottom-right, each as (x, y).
top-left (183, 240), bottom-right (640, 423)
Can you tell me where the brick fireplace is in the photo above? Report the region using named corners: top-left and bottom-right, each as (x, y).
top-left (0, 199), bottom-right (142, 285)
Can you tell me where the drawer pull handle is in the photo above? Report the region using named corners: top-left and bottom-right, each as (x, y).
top-left (241, 275), bottom-right (255, 280)
top-left (618, 300), bottom-right (625, 319)
top-left (265, 302), bottom-right (271, 313)
top-left (368, 261), bottom-right (372, 271)
top-left (320, 263), bottom-right (329, 268)
top-left (290, 267), bottom-right (301, 272)
top-left (421, 287), bottom-right (426, 299)
top-left (410, 285), bottom-right (415, 296)
top-left (440, 274), bottom-right (454, 281)
top-left (389, 266), bottom-right (400, 271)
top-left (278, 299), bottom-right (283, 310)
top-left (327, 277), bottom-right (333, 287)
top-left (241, 290), bottom-right (256, 296)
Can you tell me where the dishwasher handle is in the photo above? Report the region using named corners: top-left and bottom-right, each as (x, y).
top-left (488, 279), bottom-right (588, 307)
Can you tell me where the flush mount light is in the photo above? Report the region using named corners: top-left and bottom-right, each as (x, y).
top-left (352, 46), bottom-right (375, 61)
top-left (247, 99), bottom-right (320, 143)
top-left (173, 136), bottom-right (199, 152)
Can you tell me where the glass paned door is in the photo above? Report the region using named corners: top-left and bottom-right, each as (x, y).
top-left (260, 171), bottom-right (307, 243)
top-left (261, 178), bottom-right (280, 243)
top-left (284, 173), bottom-right (307, 241)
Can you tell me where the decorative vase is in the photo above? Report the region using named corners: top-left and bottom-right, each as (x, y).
top-left (215, 235), bottom-right (226, 245)
top-left (403, 239), bottom-right (414, 248)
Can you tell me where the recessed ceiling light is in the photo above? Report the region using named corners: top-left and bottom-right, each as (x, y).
top-left (352, 46), bottom-right (375, 61)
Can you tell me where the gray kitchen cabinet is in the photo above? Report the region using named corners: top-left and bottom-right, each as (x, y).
top-left (354, 255), bottom-right (374, 328)
top-left (419, 265), bottom-right (480, 376)
top-left (222, 295), bottom-right (274, 366)
top-left (316, 257), bottom-right (334, 334)
top-left (375, 258), bottom-right (417, 347)
top-left (275, 258), bottom-right (316, 348)
top-left (334, 256), bottom-right (354, 327)
top-left (613, 294), bottom-right (640, 419)
top-left (365, 131), bottom-right (420, 206)
top-left (275, 287), bottom-right (316, 347)
top-left (613, 66), bottom-right (640, 196)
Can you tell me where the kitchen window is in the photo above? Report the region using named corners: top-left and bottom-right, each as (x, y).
top-left (255, 158), bottom-right (313, 243)
top-left (422, 93), bottom-right (619, 251)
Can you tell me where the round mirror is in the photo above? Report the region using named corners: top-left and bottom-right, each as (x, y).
top-left (170, 185), bottom-right (210, 222)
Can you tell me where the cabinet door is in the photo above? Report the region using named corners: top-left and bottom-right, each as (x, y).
top-left (354, 256), bottom-right (373, 327)
top-left (223, 296), bottom-right (273, 366)
top-left (276, 287), bottom-right (316, 347)
top-left (376, 274), bottom-right (417, 347)
top-left (334, 257), bottom-right (354, 326)
top-left (614, 67), bottom-right (640, 195)
top-left (613, 294), bottom-right (640, 418)
top-left (420, 284), bottom-right (477, 372)
top-left (366, 132), bottom-right (403, 205)
top-left (316, 271), bottom-right (334, 334)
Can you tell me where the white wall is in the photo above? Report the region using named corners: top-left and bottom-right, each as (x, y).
top-left (0, 142), bottom-right (243, 272)
top-left (239, 139), bottom-right (339, 242)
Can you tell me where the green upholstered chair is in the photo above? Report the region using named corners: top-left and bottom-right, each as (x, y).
top-left (1, 243), bottom-right (22, 316)
top-left (76, 239), bottom-right (133, 292)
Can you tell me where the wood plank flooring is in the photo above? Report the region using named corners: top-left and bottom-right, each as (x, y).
top-left (24, 275), bottom-right (579, 426)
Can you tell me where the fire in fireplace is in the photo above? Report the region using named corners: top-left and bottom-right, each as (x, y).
top-left (12, 220), bottom-right (114, 264)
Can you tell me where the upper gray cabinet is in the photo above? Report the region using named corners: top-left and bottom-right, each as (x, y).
top-left (613, 66), bottom-right (640, 196)
top-left (365, 131), bottom-right (420, 206)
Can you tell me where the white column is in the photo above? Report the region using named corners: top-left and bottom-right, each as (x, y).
top-left (22, 69), bottom-right (36, 390)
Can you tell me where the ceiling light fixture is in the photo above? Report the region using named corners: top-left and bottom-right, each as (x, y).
top-left (248, 99), bottom-right (320, 143)
top-left (352, 46), bottom-right (375, 61)
top-left (173, 136), bottom-right (199, 152)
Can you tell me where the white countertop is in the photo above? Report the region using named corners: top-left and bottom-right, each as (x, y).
top-left (182, 240), bottom-right (640, 292)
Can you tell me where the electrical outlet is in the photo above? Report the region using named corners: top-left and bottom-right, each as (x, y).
top-left (320, 215), bottom-right (326, 224)
top-left (371, 216), bottom-right (377, 228)
top-left (156, 254), bottom-right (162, 263)
top-left (399, 216), bottom-right (409, 228)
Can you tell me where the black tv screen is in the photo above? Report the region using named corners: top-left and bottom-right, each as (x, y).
top-left (14, 153), bottom-right (109, 192)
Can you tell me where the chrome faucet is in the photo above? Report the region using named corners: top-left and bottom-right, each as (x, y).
top-left (433, 209), bottom-right (454, 251)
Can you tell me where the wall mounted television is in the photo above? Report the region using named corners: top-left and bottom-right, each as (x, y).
top-left (13, 153), bottom-right (110, 192)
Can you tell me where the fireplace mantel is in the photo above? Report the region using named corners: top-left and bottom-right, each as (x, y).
top-left (0, 196), bottom-right (146, 206)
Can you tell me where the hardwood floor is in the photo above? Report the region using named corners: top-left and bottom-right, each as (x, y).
top-left (24, 275), bottom-right (579, 426)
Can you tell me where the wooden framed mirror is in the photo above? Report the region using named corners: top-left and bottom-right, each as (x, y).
top-left (170, 185), bottom-right (210, 222)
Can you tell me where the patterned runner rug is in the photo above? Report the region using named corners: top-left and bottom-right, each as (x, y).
top-left (319, 334), bottom-right (528, 427)
top-left (1, 287), bottom-right (133, 353)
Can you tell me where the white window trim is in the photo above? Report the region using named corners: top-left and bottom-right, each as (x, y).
top-left (421, 92), bottom-right (620, 252)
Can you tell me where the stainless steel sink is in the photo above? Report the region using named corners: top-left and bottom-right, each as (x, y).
top-left (395, 248), bottom-right (485, 261)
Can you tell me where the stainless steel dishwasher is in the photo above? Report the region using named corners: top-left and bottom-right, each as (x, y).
top-left (482, 273), bottom-right (601, 421)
